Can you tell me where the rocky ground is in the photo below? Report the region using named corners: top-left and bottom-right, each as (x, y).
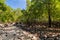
top-left (0, 23), bottom-right (60, 40)
top-left (0, 23), bottom-right (40, 40)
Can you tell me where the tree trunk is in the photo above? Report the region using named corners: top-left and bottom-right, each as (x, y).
top-left (48, 9), bottom-right (51, 27)
top-left (47, 2), bottom-right (51, 27)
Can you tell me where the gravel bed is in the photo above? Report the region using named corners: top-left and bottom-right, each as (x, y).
top-left (0, 26), bottom-right (40, 40)
top-left (0, 23), bottom-right (60, 40)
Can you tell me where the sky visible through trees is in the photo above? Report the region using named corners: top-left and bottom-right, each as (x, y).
top-left (6, 0), bottom-right (26, 9)
top-left (0, 0), bottom-right (60, 28)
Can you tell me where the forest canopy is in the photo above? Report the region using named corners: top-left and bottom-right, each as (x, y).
top-left (0, 0), bottom-right (60, 26)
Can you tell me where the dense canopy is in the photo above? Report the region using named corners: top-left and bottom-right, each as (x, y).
top-left (0, 0), bottom-right (60, 27)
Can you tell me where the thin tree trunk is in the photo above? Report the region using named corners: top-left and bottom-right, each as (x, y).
top-left (48, 9), bottom-right (51, 27)
top-left (47, 2), bottom-right (51, 27)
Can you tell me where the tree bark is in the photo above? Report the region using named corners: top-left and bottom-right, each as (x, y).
top-left (47, 2), bottom-right (51, 27)
top-left (48, 9), bottom-right (51, 27)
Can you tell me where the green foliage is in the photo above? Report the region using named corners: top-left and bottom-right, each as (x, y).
top-left (0, 3), bottom-right (7, 11)
top-left (24, 0), bottom-right (45, 23)
top-left (0, 0), bottom-right (23, 23)
top-left (23, 0), bottom-right (60, 23)
top-left (0, 0), bottom-right (60, 24)
top-left (0, 0), bottom-right (6, 3)
top-left (13, 8), bottom-right (23, 22)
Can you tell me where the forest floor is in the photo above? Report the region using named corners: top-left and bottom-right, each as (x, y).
top-left (15, 22), bottom-right (60, 40)
top-left (0, 22), bottom-right (60, 40)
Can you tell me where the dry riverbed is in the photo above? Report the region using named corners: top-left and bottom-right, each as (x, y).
top-left (0, 23), bottom-right (60, 40)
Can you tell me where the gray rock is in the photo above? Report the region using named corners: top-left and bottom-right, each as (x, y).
top-left (0, 25), bottom-right (40, 40)
top-left (0, 36), bottom-right (2, 40)
top-left (0, 30), bottom-right (4, 35)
